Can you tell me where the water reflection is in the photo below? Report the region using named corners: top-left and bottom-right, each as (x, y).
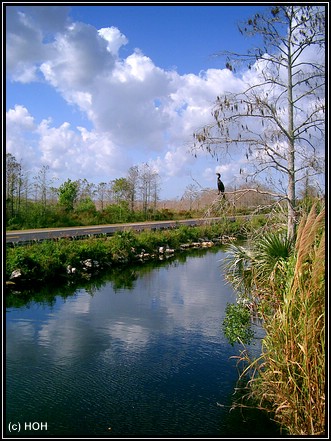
top-left (6, 247), bottom-right (279, 437)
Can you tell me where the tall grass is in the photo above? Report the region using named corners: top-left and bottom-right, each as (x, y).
top-left (260, 205), bottom-right (325, 435)
top-left (226, 203), bottom-right (325, 435)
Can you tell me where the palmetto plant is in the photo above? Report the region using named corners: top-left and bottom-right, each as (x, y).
top-left (222, 231), bottom-right (294, 346)
top-left (223, 203), bottom-right (325, 435)
top-left (254, 233), bottom-right (293, 273)
top-left (223, 244), bottom-right (255, 296)
top-left (223, 231), bottom-right (294, 306)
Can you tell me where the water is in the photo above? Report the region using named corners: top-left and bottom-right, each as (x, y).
top-left (6, 248), bottom-right (280, 438)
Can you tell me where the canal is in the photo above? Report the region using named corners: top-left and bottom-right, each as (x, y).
top-left (6, 247), bottom-right (280, 437)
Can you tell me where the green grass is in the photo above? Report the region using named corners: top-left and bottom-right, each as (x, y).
top-left (223, 203), bottom-right (325, 435)
top-left (6, 220), bottom-right (249, 287)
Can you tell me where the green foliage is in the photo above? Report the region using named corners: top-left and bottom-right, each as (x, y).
top-left (58, 179), bottom-right (79, 211)
top-left (112, 177), bottom-right (131, 203)
top-left (6, 218), bottom-right (250, 288)
top-left (108, 230), bottom-right (138, 261)
top-left (104, 202), bottom-right (131, 223)
top-left (223, 230), bottom-right (294, 302)
top-left (254, 232), bottom-right (293, 287)
top-left (5, 214), bottom-right (267, 295)
top-left (222, 303), bottom-right (254, 346)
top-left (255, 232), bottom-right (292, 260)
top-left (246, 214), bottom-right (269, 232)
top-left (6, 241), bottom-right (66, 281)
top-left (251, 207), bottom-right (325, 435)
top-left (75, 197), bottom-right (96, 214)
top-left (135, 229), bottom-right (167, 253)
top-left (223, 244), bottom-right (255, 295)
top-left (224, 204), bottom-right (325, 435)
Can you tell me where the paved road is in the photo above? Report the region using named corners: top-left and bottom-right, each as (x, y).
top-left (6, 217), bottom-right (231, 244)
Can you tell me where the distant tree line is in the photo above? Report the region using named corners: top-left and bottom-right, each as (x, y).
top-left (5, 153), bottom-right (164, 229)
top-left (6, 153), bottom-right (318, 230)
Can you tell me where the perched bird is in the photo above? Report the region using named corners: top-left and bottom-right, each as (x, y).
top-left (216, 173), bottom-right (225, 198)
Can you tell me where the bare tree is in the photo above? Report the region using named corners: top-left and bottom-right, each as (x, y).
top-left (193, 6), bottom-right (325, 239)
top-left (33, 165), bottom-right (55, 214)
top-left (182, 184), bottom-right (200, 212)
top-left (138, 163), bottom-right (161, 218)
top-left (6, 153), bottom-right (22, 218)
top-left (96, 182), bottom-right (108, 210)
top-left (77, 178), bottom-right (96, 202)
top-left (127, 165), bottom-right (139, 211)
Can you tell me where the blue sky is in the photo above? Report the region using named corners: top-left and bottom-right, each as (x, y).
top-left (5, 3), bottom-right (324, 200)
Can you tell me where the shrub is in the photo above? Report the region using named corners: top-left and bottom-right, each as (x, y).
top-left (222, 302), bottom-right (254, 346)
top-left (225, 204), bottom-right (325, 435)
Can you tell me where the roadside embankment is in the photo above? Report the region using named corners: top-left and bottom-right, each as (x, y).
top-left (6, 220), bottom-right (251, 293)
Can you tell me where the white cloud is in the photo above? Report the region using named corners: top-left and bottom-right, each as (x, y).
top-left (36, 120), bottom-right (127, 180)
top-left (5, 105), bottom-right (127, 182)
top-left (98, 26), bottom-right (128, 55)
top-left (6, 6), bottom-right (68, 82)
top-left (89, 53), bottom-right (174, 150)
top-left (153, 148), bottom-right (194, 178)
top-left (6, 104), bottom-right (35, 129)
top-left (11, 6), bottom-right (323, 198)
top-left (40, 21), bottom-right (115, 92)
top-left (6, 105), bottom-right (37, 165)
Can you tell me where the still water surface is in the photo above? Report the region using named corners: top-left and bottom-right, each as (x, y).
top-left (6, 248), bottom-right (280, 437)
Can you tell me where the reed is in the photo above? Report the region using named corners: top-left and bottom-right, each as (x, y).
top-left (257, 205), bottom-right (324, 434)
top-left (228, 204), bottom-right (325, 435)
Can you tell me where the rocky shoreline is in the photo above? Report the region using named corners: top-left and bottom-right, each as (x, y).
top-left (7, 235), bottom-right (237, 293)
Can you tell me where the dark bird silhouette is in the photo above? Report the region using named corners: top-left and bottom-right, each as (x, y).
top-left (216, 173), bottom-right (225, 198)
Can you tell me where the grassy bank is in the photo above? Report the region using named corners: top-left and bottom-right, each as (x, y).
top-left (223, 203), bottom-right (325, 435)
top-left (6, 217), bottom-right (255, 292)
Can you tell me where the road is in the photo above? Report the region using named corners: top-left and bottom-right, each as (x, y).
top-left (6, 217), bottom-right (232, 245)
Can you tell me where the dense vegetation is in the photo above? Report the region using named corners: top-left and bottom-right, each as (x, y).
top-left (6, 216), bottom-right (252, 291)
top-left (5, 178), bottom-right (325, 435)
top-left (6, 152), bottom-right (278, 231)
top-left (222, 200), bottom-right (325, 435)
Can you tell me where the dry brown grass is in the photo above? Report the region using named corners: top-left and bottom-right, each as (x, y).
top-left (235, 204), bottom-right (325, 435)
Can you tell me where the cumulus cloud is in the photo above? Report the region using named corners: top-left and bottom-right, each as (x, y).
top-left (36, 120), bottom-right (128, 181)
top-left (5, 6), bottom-right (258, 197)
top-left (6, 6), bottom-right (68, 82)
top-left (6, 106), bottom-right (128, 182)
top-left (98, 26), bottom-right (128, 55)
top-left (6, 105), bottom-right (38, 165)
top-left (40, 21), bottom-right (116, 92)
top-left (6, 104), bottom-right (35, 129)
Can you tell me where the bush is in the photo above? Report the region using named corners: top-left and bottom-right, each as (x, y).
top-left (222, 303), bottom-right (254, 346)
top-left (224, 204), bottom-right (325, 435)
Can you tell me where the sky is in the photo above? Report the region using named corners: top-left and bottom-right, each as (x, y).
top-left (5, 3), bottom-right (325, 200)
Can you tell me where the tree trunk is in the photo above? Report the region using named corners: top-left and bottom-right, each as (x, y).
top-left (287, 22), bottom-right (296, 241)
top-left (287, 176), bottom-right (296, 241)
